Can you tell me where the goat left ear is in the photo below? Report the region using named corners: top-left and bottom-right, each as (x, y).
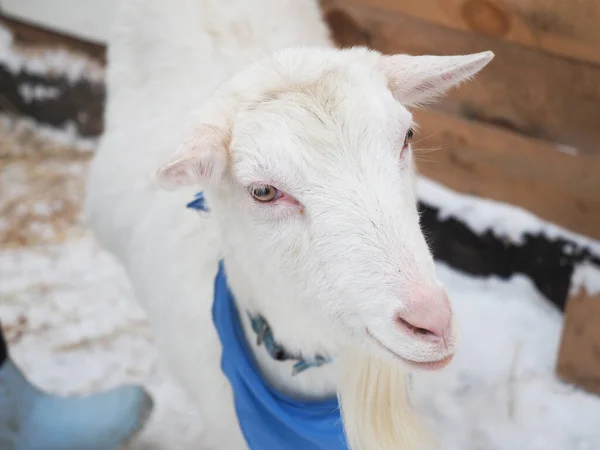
top-left (380, 51), bottom-right (494, 106)
top-left (156, 124), bottom-right (228, 190)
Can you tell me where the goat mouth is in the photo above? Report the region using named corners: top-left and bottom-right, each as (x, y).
top-left (366, 329), bottom-right (454, 371)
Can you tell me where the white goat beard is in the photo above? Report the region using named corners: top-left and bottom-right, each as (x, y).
top-left (337, 346), bottom-right (431, 450)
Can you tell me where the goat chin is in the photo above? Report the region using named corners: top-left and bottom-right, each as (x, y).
top-left (338, 346), bottom-right (431, 450)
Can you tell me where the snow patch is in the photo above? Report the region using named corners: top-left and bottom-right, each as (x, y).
top-left (570, 262), bottom-right (600, 297)
top-left (18, 83), bottom-right (61, 103)
top-left (418, 177), bottom-right (600, 255)
top-left (0, 237), bottom-right (204, 449)
top-left (0, 22), bottom-right (104, 84)
top-left (0, 113), bottom-right (97, 153)
top-left (554, 144), bottom-right (580, 156)
top-left (412, 262), bottom-right (600, 450)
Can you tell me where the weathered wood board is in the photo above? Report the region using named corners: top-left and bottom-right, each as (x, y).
top-left (412, 109), bottom-right (600, 241)
top-left (0, 15), bottom-right (106, 63)
top-left (322, 1), bottom-right (600, 158)
top-left (339, 0), bottom-right (600, 66)
top-left (557, 263), bottom-right (600, 396)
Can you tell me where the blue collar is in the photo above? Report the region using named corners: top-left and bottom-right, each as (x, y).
top-left (248, 314), bottom-right (332, 375)
top-left (188, 191), bottom-right (332, 376)
top-left (212, 260), bottom-right (348, 449)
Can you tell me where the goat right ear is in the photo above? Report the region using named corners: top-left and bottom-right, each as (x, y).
top-left (156, 124), bottom-right (228, 190)
top-left (380, 51), bottom-right (494, 106)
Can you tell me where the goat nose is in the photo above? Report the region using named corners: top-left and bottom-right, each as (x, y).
top-left (395, 288), bottom-right (452, 346)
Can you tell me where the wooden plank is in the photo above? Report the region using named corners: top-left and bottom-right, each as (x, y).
top-left (556, 263), bottom-right (600, 396)
top-left (0, 15), bottom-right (106, 63)
top-left (0, 17), bottom-right (106, 136)
top-left (0, 62), bottom-right (105, 137)
top-left (322, 2), bottom-right (600, 158)
top-left (338, 0), bottom-right (600, 66)
top-left (412, 108), bottom-right (600, 241)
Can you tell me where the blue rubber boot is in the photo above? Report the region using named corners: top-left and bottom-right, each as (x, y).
top-left (0, 330), bottom-right (153, 450)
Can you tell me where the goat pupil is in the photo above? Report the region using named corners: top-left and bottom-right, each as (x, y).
top-left (403, 128), bottom-right (414, 150)
top-left (252, 185), bottom-right (276, 201)
top-left (254, 187), bottom-right (270, 196)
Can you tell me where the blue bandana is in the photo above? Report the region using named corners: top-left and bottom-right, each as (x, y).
top-left (212, 261), bottom-right (348, 450)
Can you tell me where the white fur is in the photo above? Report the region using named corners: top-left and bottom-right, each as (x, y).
top-left (338, 347), bottom-right (431, 450)
top-left (85, 1), bottom-right (493, 448)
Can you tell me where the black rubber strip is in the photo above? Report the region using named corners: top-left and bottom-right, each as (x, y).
top-left (420, 202), bottom-right (600, 311)
top-left (0, 321), bottom-right (7, 366)
top-left (0, 65), bottom-right (105, 137)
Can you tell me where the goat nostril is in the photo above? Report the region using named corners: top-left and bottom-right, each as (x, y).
top-left (396, 316), bottom-right (438, 338)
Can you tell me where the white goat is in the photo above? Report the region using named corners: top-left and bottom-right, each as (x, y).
top-left (85, 0), bottom-right (493, 448)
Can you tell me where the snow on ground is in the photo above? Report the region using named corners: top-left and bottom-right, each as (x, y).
top-left (415, 264), bottom-right (600, 450)
top-left (0, 238), bottom-right (204, 449)
top-left (2, 234), bottom-right (600, 449)
top-left (1, 116), bottom-right (600, 449)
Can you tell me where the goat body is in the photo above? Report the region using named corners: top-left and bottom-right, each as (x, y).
top-left (85, 1), bottom-right (493, 448)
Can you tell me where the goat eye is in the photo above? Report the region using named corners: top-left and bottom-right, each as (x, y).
top-left (250, 184), bottom-right (280, 202)
top-left (403, 128), bottom-right (414, 149)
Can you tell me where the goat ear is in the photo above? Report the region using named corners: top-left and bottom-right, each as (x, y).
top-left (156, 124), bottom-right (228, 190)
top-left (380, 51), bottom-right (494, 106)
